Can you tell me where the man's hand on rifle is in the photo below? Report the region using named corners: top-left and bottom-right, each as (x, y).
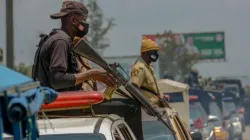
top-left (88, 69), bottom-right (116, 87)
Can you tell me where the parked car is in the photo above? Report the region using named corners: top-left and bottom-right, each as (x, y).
top-left (189, 95), bottom-right (215, 140)
top-left (215, 78), bottom-right (247, 124)
top-left (207, 92), bottom-right (229, 140)
top-left (243, 94), bottom-right (250, 125)
top-left (215, 78), bottom-right (246, 102)
top-left (222, 96), bottom-right (244, 140)
top-left (207, 90), bottom-right (232, 140)
top-left (189, 88), bottom-right (231, 140)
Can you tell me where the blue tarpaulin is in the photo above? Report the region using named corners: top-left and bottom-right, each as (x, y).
top-left (0, 65), bottom-right (32, 88)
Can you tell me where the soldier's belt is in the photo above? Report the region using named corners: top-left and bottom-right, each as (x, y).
top-left (140, 86), bottom-right (158, 96)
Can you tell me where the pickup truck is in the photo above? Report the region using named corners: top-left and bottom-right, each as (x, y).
top-left (4, 114), bottom-right (137, 140)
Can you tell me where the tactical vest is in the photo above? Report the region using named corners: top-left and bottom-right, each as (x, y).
top-left (32, 29), bottom-right (81, 91)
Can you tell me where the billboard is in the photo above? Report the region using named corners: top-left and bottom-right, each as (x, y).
top-left (144, 31), bottom-right (225, 60)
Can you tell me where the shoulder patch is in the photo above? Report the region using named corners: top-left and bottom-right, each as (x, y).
top-left (131, 68), bottom-right (140, 76)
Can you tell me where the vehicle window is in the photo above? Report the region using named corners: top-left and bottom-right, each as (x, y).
top-left (3, 133), bottom-right (106, 140)
top-left (142, 120), bottom-right (175, 140)
top-left (225, 87), bottom-right (239, 92)
top-left (117, 124), bottom-right (133, 140)
top-left (223, 100), bottom-right (236, 113)
top-left (165, 92), bottom-right (184, 102)
top-left (189, 102), bottom-right (208, 122)
top-left (209, 101), bottom-right (222, 118)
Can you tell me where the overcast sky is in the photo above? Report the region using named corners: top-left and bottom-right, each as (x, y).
top-left (1, 0), bottom-right (250, 79)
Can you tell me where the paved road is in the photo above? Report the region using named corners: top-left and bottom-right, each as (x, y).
top-left (243, 125), bottom-right (250, 140)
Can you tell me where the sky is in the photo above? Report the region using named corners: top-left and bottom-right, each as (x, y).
top-left (1, 0), bottom-right (250, 79)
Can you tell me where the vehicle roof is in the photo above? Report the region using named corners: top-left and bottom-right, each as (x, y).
top-left (223, 84), bottom-right (239, 87)
top-left (216, 77), bottom-right (241, 81)
top-left (215, 79), bottom-right (242, 87)
top-left (158, 79), bottom-right (189, 93)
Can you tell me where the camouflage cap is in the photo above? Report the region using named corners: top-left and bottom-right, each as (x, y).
top-left (50, 1), bottom-right (88, 19)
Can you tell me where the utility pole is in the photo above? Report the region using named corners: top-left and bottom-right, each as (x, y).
top-left (6, 0), bottom-right (14, 69)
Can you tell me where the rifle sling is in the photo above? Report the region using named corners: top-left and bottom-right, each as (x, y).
top-left (140, 86), bottom-right (158, 96)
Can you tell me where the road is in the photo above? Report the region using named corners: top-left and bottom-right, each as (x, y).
top-left (243, 125), bottom-right (250, 140)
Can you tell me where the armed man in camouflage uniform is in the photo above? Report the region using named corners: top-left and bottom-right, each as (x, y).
top-left (131, 37), bottom-right (161, 106)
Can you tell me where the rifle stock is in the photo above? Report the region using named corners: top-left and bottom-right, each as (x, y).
top-left (73, 39), bottom-right (175, 133)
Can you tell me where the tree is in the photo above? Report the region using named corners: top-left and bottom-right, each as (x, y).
top-left (158, 30), bottom-right (199, 81)
top-left (14, 63), bottom-right (32, 77)
top-left (86, 0), bottom-right (116, 55)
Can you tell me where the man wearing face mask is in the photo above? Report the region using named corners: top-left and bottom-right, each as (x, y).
top-left (131, 37), bottom-right (162, 106)
top-left (32, 1), bottom-right (115, 92)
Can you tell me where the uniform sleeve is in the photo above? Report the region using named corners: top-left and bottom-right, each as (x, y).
top-left (131, 67), bottom-right (145, 87)
top-left (49, 39), bottom-right (76, 89)
top-left (49, 39), bottom-right (68, 72)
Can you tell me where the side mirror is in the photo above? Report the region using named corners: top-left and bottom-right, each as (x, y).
top-left (191, 130), bottom-right (203, 140)
top-left (208, 115), bottom-right (220, 123)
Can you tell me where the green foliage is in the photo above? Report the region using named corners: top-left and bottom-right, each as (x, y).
top-left (158, 30), bottom-right (199, 81)
top-left (86, 0), bottom-right (116, 55)
top-left (14, 63), bottom-right (32, 77)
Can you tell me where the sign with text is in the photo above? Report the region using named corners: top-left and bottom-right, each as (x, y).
top-left (144, 31), bottom-right (225, 60)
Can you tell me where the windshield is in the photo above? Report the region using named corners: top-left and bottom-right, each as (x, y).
top-left (189, 102), bottom-right (208, 122)
top-left (209, 101), bottom-right (222, 118)
top-left (3, 134), bottom-right (106, 140)
top-left (223, 100), bottom-right (236, 114)
top-left (142, 121), bottom-right (175, 140)
top-left (225, 87), bottom-right (239, 92)
top-left (0, 65), bottom-right (32, 88)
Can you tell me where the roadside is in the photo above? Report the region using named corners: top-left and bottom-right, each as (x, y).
top-left (243, 125), bottom-right (250, 140)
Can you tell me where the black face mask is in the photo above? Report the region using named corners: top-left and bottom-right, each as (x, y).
top-left (147, 51), bottom-right (159, 62)
top-left (74, 19), bottom-right (89, 38)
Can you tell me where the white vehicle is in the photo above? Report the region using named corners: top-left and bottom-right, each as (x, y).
top-left (4, 114), bottom-right (137, 140)
top-left (157, 79), bottom-right (190, 126)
